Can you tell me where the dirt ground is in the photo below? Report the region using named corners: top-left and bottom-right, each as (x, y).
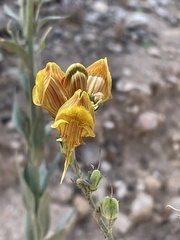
top-left (1, 0), bottom-right (180, 240)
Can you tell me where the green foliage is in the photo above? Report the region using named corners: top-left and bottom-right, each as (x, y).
top-left (37, 16), bottom-right (66, 33)
top-left (37, 189), bottom-right (50, 238)
top-left (12, 97), bottom-right (30, 143)
top-left (45, 208), bottom-right (76, 240)
top-left (31, 109), bottom-right (45, 162)
top-left (3, 5), bottom-right (20, 22)
top-left (17, 165), bottom-right (36, 213)
top-left (0, 39), bottom-right (29, 69)
top-left (39, 153), bottom-right (61, 194)
top-left (25, 212), bottom-right (38, 240)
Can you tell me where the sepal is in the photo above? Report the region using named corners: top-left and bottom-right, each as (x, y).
top-left (100, 196), bottom-right (119, 221)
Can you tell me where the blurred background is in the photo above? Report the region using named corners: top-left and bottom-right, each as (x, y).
top-left (1, 0), bottom-right (180, 239)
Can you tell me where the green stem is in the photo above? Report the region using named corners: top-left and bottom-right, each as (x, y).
top-left (27, 0), bottom-right (35, 117)
top-left (70, 150), bottom-right (114, 240)
top-left (107, 228), bottom-right (114, 240)
top-left (26, 0), bottom-right (40, 165)
top-left (70, 150), bottom-right (81, 178)
top-left (24, 2), bottom-right (43, 240)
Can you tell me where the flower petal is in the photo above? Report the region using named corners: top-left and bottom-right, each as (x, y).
top-left (51, 90), bottom-right (95, 183)
top-left (33, 62), bottom-right (67, 118)
top-left (87, 58), bottom-right (112, 103)
top-left (62, 63), bottom-right (88, 98)
top-left (56, 89), bottom-right (95, 121)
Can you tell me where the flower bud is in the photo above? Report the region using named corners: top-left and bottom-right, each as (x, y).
top-left (90, 92), bottom-right (104, 110)
top-left (76, 178), bottom-right (90, 192)
top-left (88, 169), bottom-right (102, 191)
top-left (100, 196), bottom-right (119, 220)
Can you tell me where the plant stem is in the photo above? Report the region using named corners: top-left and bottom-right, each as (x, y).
top-left (107, 228), bottom-right (114, 240)
top-left (70, 150), bottom-right (114, 240)
top-left (27, 3), bottom-right (36, 116)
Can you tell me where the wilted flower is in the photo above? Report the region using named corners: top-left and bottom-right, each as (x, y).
top-left (32, 58), bottom-right (112, 182)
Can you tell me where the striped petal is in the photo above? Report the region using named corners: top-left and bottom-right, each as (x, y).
top-left (87, 58), bottom-right (112, 104)
top-left (33, 62), bottom-right (67, 118)
top-left (51, 90), bottom-right (95, 183)
top-left (62, 63), bottom-right (88, 98)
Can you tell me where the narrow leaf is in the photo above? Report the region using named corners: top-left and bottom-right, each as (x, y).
top-left (32, 108), bottom-right (45, 162)
top-left (37, 189), bottom-right (50, 238)
top-left (12, 96), bottom-right (30, 140)
top-left (19, 63), bottom-right (29, 96)
top-left (39, 162), bottom-right (48, 193)
top-left (3, 5), bottom-right (20, 22)
top-left (45, 208), bottom-right (76, 240)
top-left (24, 162), bottom-right (40, 201)
top-left (17, 164), bottom-right (35, 212)
top-left (37, 16), bottom-right (68, 32)
top-left (37, 26), bottom-right (52, 54)
top-left (24, 211), bottom-right (37, 240)
top-left (0, 38), bottom-right (29, 68)
top-left (40, 152), bottom-right (60, 194)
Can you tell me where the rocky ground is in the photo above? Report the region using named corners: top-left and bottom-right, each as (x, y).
top-left (1, 0), bottom-right (180, 239)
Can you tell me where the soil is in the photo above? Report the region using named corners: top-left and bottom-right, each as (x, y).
top-left (1, 0), bottom-right (180, 240)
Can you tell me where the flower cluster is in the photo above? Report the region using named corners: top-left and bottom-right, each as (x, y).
top-left (32, 58), bottom-right (112, 183)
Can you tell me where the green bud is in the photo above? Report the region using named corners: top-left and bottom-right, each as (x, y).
top-left (76, 178), bottom-right (90, 192)
top-left (89, 169), bottom-right (102, 191)
top-left (90, 93), bottom-right (104, 111)
top-left (100, 196), bottom-right (119, 220)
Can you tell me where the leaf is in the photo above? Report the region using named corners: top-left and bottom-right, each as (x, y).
top-left (19, 63), bottom-right (29, 96)
top-left (39, 162), bottom-right (48, 193)
top-left (17, 164), bottom-right (35, 212)
top-left (45, 208), bottom-right (76, 240)
top-left (37, 15), bottom-right (68, 32)
top-left (37, 26), bottom-right (52, 54)
top-left (24, 162), bottom-right (40, 200)
top-left (0, 38), bottom-right (29, 68)
top-left (3, 5), bottom-right (20, 22)
top-left (37, 189), bottom-right (50, 238)
top-left (40, 152), bottom-right (61, 194)
top-left (31, 108), bottom-right (45, 161)
top-left (12, 96), bottom-right (30, 140)
top-left (24, 211), bottom-right (37, 240)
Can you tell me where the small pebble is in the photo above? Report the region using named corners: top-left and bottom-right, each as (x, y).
top-left (114, 212), bottom-right (132, 235)
top-left (147, 46), bottom-right (161, 58)
top-left (73, 195), bottom-right (90, 219)
top-left (130, 192), bottom-right (154, 223)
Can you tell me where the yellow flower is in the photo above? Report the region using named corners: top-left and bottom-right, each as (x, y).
top-left (63, 63), bottom-right (88, 98)
top-left (32, 62), bottom-right (67, 118)
top-left (87, 58), bottom-right (112, 105)
top-left (51, 90), bottom-right (95, 183)
top-left (32, 58), bottom-right (112, 183)
top-left (32, 58), bottom-right (112, 116)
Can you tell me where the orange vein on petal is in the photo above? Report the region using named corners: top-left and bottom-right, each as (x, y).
top-left (51, 91), bottom-right (95, 183)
